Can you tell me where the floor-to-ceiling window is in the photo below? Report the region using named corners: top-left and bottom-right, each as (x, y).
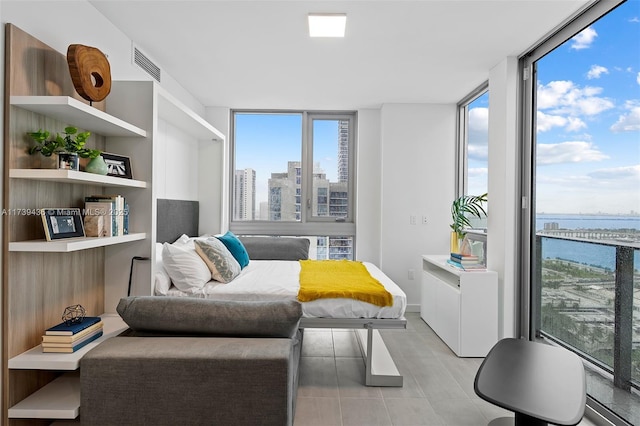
top-left (522, 1), bottom-right (639, 424)
top-left (457, 85), bottom-right (489, 199)
top-left (230, 111), bottom-right (356, 260)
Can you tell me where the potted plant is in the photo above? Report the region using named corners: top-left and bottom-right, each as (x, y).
top-left (450, 192), bottom-right (487, 253)
top-left (27, 126), bottom-right (103, 173)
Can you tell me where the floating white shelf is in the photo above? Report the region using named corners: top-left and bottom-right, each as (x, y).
top-left (10, 169), bottom-right (147, 188)
top-left (8, 373), bottom-right (80, 419)
top-left (11, 96), bottom-right (147, 137)
top-left (157, 86), bottom-right (225, 141)
top-left (9, 233), bottom-right (146, 252)
top-left (8, 314), bottom-right (127, 370)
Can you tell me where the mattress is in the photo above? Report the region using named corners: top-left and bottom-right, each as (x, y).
top-left (161, 260), bottom-right (407, 319)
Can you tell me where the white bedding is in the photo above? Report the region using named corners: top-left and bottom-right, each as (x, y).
top-left (159, 260), bottom-right (407, 319)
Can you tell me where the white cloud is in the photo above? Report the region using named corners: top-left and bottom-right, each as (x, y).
top-left (629, 17), bottom-right (640, 23)
top-left (586, 65), bottom-right (608, 79)
top-left (537, 80), bottom-right (614, 116)
top-left (588, 165), bottom-right (640, 180)
top-left (570, 26), bottom-right (597, 50)
top-left (637, 71), bottom-right (640, 85)
top-left (536, 141), bottom-right (608, 165)
top-left (468, 107), bottom-right (488, 132)
top-left (468, 144), bottom-right (488, 161)
top-left (610, 103), bottom-right (640, 132)
top-left (536, 111), bottom-right (586, 132)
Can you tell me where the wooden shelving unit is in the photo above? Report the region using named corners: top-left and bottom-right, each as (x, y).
top-left (9, 233), bottom-right (146, 252)
top-left (9, 169), bottom-right (147, 188)
top-left (11, 96), bottom-right (147, 137)
top-left (9, 315), bottom-right (127, 370)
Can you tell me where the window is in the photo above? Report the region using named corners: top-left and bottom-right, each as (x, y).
top-left (230, 111), bottom-right (356, 259)
top-left (521, 1), bottom-right (639, 424)
top-left (457, 85), bottom-right (489, 199)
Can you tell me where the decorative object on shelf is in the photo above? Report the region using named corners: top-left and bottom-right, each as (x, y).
top-left (57, 151), bottom-right (79, 171)
top-left (62, 304), bottom-right (86, 325)
top-left (40, 208), bottom-right (86, 241)
top-left (84, 214), bottom-right (107, 237)
top-left (27, 127), bottom-right (102, 171)
top-left (67, 44), bottom-right (112, 105)
top-left (85, 154), bottom-right (108, 175)
top-left (101, 152), bottom-right (133, 179)
top-left (450, 193), bottom-right (487, 254)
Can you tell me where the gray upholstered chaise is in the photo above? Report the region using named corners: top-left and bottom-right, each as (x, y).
top-left (80, 297), bottom-right (303, 426)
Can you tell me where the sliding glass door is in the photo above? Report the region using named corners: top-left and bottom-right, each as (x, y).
top-left (522, 1), bottom-right (639, 424)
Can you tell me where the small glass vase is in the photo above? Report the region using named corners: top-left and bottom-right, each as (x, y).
top-left (85, 155), bottom-right (108, 175)
top-left (58, 152), bottom-right (79, 171)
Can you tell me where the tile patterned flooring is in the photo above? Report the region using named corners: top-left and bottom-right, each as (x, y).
top-left (294, 313), bottom-right (598, 426)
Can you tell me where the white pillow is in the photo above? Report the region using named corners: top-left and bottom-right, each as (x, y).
top-left (162, 242), bottom-right (211, 292)
top-left (154, 242), bottom-right (172, 295)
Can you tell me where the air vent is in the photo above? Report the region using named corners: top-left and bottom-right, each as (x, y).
top-left (133, 46), bottom-right (161, 83)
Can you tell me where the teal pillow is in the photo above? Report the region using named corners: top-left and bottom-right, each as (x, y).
top-left (216, 231), bottom-right (250, 269)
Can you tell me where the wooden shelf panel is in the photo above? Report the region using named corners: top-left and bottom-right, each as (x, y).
top-left (9, 233), bottom-right (146, 252)
top-left (10, 168), bottom-right (147, 188)
top-left (8, 315), bottom-right (127, 370)
top-left (8, 373), bottom-right (80, 419)
top-left (157, 86), bottom-right (225, 141)
top-left (11, 96), bottom-right (147, 137)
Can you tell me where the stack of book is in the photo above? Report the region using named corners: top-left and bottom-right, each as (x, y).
top-left (42, 316), bottom-right (104, 353)
top-left (84, 194), bottom-right (129, 237)
top-left (447, 253), bottom-right (486, 271)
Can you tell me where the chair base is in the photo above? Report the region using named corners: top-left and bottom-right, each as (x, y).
top-left (488, 414), bottom-right (548, 426)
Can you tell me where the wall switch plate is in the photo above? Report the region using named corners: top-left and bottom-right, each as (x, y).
top-left (410, 215), bottom-right (416, 225)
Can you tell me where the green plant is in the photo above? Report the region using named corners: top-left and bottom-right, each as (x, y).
top-left (450, 193), bottom-right (488, 239)
top-left (27, 126), bottom-right (101, 159)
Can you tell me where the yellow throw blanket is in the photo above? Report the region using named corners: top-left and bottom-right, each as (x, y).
top-left (298, 259), bottom-right (393, 307)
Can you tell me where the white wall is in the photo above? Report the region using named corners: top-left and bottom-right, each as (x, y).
top-left (201, 107), bottom-right (231, 235)
top-left (1, 0), bottom-right (204, 116)
top-left (379, 104), bottom-right (457, 311)
top-left (486, 56), bottom-right (520, 339)
top-left (355, 109), bottom-right (382, 265)
top-left (154, 120), bottom-right (199, 201)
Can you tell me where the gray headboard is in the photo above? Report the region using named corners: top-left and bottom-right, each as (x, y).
top-left (156, 199), bottom-right (199, 243)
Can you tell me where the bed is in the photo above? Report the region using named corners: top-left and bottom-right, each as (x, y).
top-left (154, 199), bottom-right (407, 386)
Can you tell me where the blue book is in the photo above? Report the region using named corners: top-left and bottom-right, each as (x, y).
top-left (45, 316), bottom-right (102, 336)
top-left (42, 330), bottom-right (103, 353)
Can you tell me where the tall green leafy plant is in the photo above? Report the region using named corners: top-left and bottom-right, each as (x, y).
top-left (450, 193), bottom-right (488, 240)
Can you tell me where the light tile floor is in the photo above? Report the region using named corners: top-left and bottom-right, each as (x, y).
top-left (294, 313), bottom-right (598, 426)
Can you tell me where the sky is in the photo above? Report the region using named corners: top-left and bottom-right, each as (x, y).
top-left (234, 113), bottom-right (341, 206)
top-left (468, 0), bottom-right (639, 215)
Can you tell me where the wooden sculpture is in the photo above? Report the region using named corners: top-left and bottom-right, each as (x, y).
top-left (67, 44), bottom-right (112, 103)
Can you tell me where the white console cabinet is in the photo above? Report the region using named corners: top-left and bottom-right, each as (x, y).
top-left (421, 255), bottom-right (498, 357)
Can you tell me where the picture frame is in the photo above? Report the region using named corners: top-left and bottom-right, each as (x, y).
top-left (41, 208), bottom-right (85, 241)
top-left (101, 152), bottom-right (132, 179)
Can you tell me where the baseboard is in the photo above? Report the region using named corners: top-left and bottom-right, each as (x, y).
top-left (405, 304), bottom-right (420, 313)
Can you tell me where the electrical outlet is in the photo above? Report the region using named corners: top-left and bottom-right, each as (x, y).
top-left (422, 216), bottom-right (428, 224)
top-left (410, 215), bottom-right (416, 225)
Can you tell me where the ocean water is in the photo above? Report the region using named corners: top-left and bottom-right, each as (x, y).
top-left (536, 214), bottom-right (639, 270)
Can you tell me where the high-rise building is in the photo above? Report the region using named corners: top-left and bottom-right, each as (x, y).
top-left (268, 161), bottom-right (352, 259)
top-left (233, 168), bottom-right (256, 220)
top-left (338, 120), bottom-right (349, 183)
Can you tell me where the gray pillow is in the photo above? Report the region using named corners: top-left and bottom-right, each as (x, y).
top-left (117, 296), bottom-right (302, 338)
top-left (239, 236), bottom-right (310, 260)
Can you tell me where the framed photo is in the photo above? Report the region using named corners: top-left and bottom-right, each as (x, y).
top-left (101, 152), bottom-right (132, 179)
top-left (41, 208), bottom-right (85, 241)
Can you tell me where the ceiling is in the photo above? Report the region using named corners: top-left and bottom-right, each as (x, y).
top-left (90, 0), bottom-right (591, 110)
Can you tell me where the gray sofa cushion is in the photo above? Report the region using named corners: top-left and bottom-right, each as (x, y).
top-left (239, 236), bottom-right (310, 260)
top-left (117, 296), bottom-right (302, 338)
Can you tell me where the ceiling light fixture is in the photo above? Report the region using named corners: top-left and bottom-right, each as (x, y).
top-left (308, 13), bottom-right (347, 38)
